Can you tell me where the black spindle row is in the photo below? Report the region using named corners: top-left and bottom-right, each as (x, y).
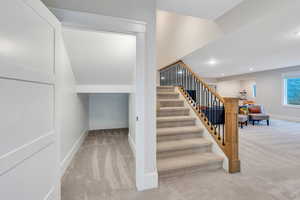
top-left (160, 62), bottom-right (226, 146)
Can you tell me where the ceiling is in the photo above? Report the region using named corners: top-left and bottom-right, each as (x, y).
top-left (157, 0), bottom-right (244, 20)
top-left (62, 28), bottom-right (136, 85)
top-left (183, 1), bottom-right (300, 78)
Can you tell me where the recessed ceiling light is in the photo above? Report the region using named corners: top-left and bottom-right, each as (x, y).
top-left (161, 77), bottom-right (165, 80)
top-left (249, 68), bottom-right (254, 71)
top-left (207, 59), bottom-right (217, 65)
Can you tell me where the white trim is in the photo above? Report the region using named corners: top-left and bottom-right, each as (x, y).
top-left (128, 134), bottom-right (136, 157)
top-left (283, 104), bottom-right (300, 109)
top-left (137, 172), bottom-right (158, 191)
top-left (77, 84), bottom-right (134, 93)
top-left (23, 0), bottom-right (61, 28)
top-left (49, 8), bottom-right (146, 34)
top-left (271, 114), bottom-right (300, 122)
top-left (282, 76), bottom-right (300, 107)
top-left (60, 129), bottom-right (88, 177)
top-left (18, 1), bottom-right (61, 200)
top-left (0, 131), bottom-right (55, 176)
top-left (43, 187), bottom-right (55, 200)
top-left (0, 64), bottom-right (55, 84)
top-left (282, 71), bottom-right (300, 79)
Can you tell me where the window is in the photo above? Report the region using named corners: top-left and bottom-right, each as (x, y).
top-left (252, 84), bottom-right (257, 98)
top-left (283, 73), bottom-right (300, 106)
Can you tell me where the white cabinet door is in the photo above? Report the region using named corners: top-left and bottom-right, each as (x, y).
top-left (0, 1), bottom-right (57, 200)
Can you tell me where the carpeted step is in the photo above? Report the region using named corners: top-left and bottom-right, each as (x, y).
top-left (157, 92), bottom-right (179, 99)
top-left (157, 107), bottom-right (189, 117)
top-left (157, 86), bottom-right (175, 93)
top-left (159, 99), bottom-right (184, 107)
top-left (157, 152), bottom-right (223, 178)
top-left (157, 116), bottom-right (196, 128)
top-left (157, 126), bottom-right (203, 141)
top-left (157, 138), bottom-right (212, 158)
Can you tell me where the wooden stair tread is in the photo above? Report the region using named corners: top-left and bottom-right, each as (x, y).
top-left (157, 152), bottom-right (223, 173)
top-left (157, 138), bottom-right (211, 153)
top-left (157, 126), bottom-right (203, 136)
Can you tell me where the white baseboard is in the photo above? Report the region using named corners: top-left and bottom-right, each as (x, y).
top-left (128, 134), bottom-right (136, 157)
top-left (270, 114), bottom-right (300, 122)
top-left (137, 172), bottom-right (158, 191)
top-left (89, 125), bottom-right (128, 131)
top-left (60, 129), bottom-right (88, 177)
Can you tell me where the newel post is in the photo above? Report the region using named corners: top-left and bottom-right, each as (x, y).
top-left (223, 97), bottom-right (240, 173)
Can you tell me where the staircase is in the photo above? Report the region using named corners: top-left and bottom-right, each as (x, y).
top-left (157, 86), bottom-right (224, 177)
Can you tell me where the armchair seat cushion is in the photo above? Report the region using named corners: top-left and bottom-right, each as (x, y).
top-left (249, 113), bottom-right (270, 120)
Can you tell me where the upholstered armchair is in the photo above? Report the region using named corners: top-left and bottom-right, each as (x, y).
top-left (248, 105), bottom-right (270, 126)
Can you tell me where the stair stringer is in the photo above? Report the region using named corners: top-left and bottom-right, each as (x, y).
top-left (175, 87), bottom-right (229, 172)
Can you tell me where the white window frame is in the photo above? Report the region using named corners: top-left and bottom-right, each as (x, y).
top-left (282, 71), bottom-right (300, 108)
top-left (252, 84), bottom-right (257, 98)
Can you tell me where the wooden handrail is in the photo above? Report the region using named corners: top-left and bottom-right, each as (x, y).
top-left (179, 61), bottom-right (225, 103)
top-left (159, 60), bottom-right (240, 173)
top-left (158, 60), bottom-right (182, 71)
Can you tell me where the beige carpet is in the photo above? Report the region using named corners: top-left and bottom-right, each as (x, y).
top-left (62, 120), bottom-right (300, 200)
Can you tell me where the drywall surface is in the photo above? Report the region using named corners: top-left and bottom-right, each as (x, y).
top-left (89, 93), bottom-right (129, 130)
top-left (57, 39), bottom-right (89, 166)
top-left (157, 10), bottom-right (223, 67)
top-left (240, 79), bottom-right (256, 100)
top-left (62, 28), bottom-right (136, 85)
top-left (216, 0), bottom-right (286, 34)
top-left (217, 80), bottom-right (241, 98)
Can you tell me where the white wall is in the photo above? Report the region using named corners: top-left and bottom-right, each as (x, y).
top-left (157, 10), bottom-right (223, 67)
top-left (57, 38), bottom-right (89, 175)
top-left (240, 79), bottom-right (256, 100)
top-left (89, 93), bottom-right (129, 130)
top-left (216, 79), bottom-right (256, 99)
top-left (217, 80), bottom-right (241, 97)
top-left (216, 0), bottom-right (288, 34)
top-left (218, 66), bottom-right (300, 121)
top-left (128, 93), bottom-right (136, 148)
top-left (62, 28), bottom-right (136, 85)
